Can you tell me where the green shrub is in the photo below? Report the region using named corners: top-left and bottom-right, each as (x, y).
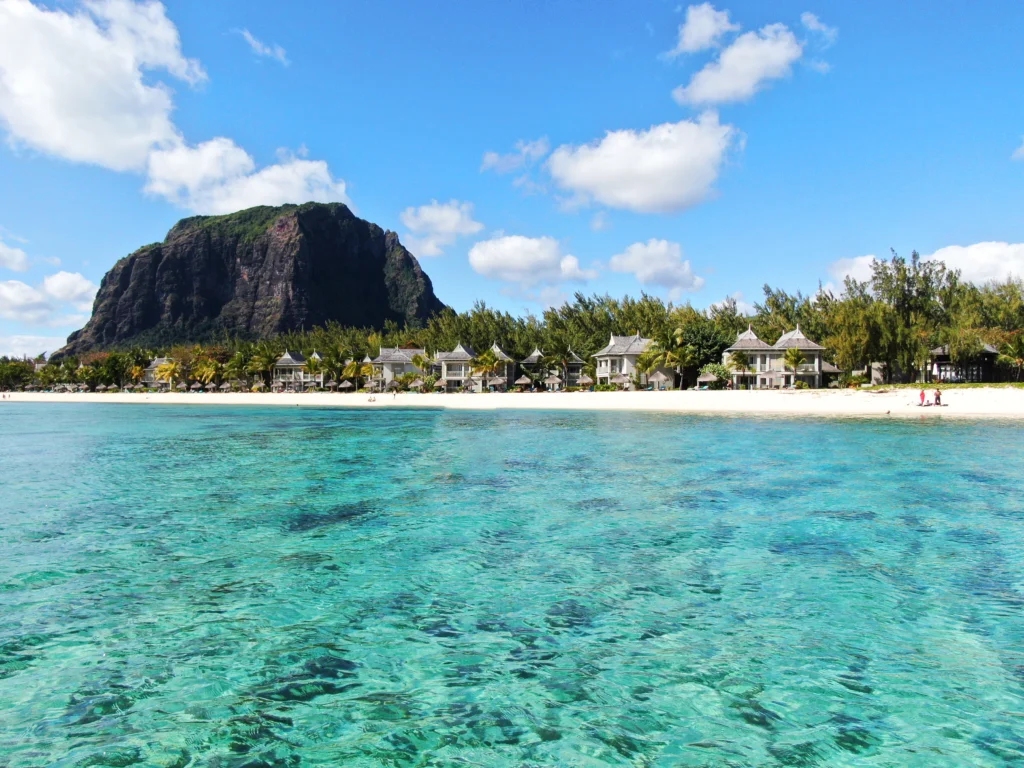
top-left (794, 380), bottom-right (809, 389)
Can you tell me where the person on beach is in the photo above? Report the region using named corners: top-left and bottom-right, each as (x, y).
top-left (920, 389), bottom-right (925, 406)
top-left (935, 389), bottom-right (942, 406)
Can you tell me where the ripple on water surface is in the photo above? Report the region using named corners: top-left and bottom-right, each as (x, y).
top-left (1, 405), bottom-right (1024, 766)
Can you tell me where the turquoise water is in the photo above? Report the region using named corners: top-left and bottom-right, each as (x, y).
top-left (1, 405), bottom-right (1024, 767)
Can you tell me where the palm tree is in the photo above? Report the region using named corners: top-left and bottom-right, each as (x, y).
top-left (639, 337), bottom-right (697, 389)
top-left (247, 342), bottom-right (279, 386)
top-left (999, 334), bottom-right (1024, 381)
top-left (471, 348), bottom-right (500, 381)
top-left (783, 348), bottom-right (806, 387)
top-left (304, 355), bottom-right (324, 389)
top-left (224, 351), bottom-right (250, 387)
top-left (155, 360), bottom-right (182, 390)
top-left (129, 364), bottom-right (145, 385)
top-left (728, 351), bottom-right (750, 374)
top-left (410, 352), bottom-right (434, 378)
top-left (194, 358), bottom-right (223, 386)
top-left (342, 359), bottom-right (375, 389)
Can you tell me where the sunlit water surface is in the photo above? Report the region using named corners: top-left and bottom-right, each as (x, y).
top-left (2, 404), bottom-right (1024, 767)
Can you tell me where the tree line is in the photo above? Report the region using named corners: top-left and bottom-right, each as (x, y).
top-left (4, 251), bottom-right (1023, 390)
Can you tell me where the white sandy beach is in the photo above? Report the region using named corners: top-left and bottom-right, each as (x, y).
top-left (6, 387), bottom-right (1024, 419)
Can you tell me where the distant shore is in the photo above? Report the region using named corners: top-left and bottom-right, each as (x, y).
top-left (6, 387), bottom-right (1024, 419)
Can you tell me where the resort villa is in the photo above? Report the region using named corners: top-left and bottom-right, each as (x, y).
top-left (272, 351), bottom-right (323, 390)
top-left (435, 343), bottom-right (476, 392)
top-left (723, 326), bottom-right (839, 389)
top-left (594, 334), bottom-right (671, 388)
top-left (372, 347), bottom-right (427, 386)
top-left (928, 343), bottom-right (1003, 383)
top-left (142, 357), bottom-right (171, 388)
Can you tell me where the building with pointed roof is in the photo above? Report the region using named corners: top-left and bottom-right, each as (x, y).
top-left (142, 357), bottom-right (171, 388)
top-left (372, 346), bottom-right (427, 386)
top-left (722, 325), bottom-right (835, 389)
top-left (928, 343), bottom-right (1002, 383)
top-left (435, 343), bottom-right (477, 391)
top-left (593, 333), bottom-right (659, 387)
top-left (272, 350), bottom-right (323, 390)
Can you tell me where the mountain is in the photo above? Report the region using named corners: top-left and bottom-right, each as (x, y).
top-left (59, 203), bottom-right (447, 354)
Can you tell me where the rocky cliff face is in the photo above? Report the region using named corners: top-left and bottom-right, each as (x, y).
top-left (60, 203), bottom-right (447, 353)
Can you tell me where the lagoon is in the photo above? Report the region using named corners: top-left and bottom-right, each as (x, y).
top-left (2, 404), bottom-right (1023, 766)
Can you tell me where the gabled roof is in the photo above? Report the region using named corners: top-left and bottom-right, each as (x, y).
top-left (309, 351), bottom-right (322, 361)
top-left (930, 343), bottom-right (999, 356)
top-left (373, 347), bottom-right (426, 364)
top-left (520, 347), bottom-right (544, 365)
top-left (490, 343), bottom-right (512, 361)
top-left (435, 343), bottom-right (476, 361)
top-left (567, 349), bottom-right (585, 364)
top-left (773, 326), bottom-right (825, 351)
top-left (275, 351), bottom-right (306, 367)
top-left (146, 357), bottom-right (171, 370)
top-left (821, 361), bottom-right (842, 373)
top-left (726, 326), bottom-right (772, 351)
top-left (593, 333), bottom-right (651, 357)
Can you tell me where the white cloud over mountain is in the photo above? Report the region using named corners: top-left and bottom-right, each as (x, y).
top-left (0, 0), bottom-right (347, 214)
top-left (673, 23), bottom-right (803, 105)
top-left (609, 239), bottom-right (705, 299)
top-left (469, 235), bottom-right (596, 290)
top-left (665, 3), bottom-right (739, 56)
top-left (547, 113), bottom-right (737, 214)
top-left (400, 200), bottom-right (484, 257)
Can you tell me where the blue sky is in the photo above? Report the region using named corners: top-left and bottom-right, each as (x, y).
top-left (1, 0), bottom-right (1022, 356)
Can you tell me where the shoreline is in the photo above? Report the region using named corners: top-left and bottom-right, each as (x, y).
top-left (6, 388), bottom-right (1024, 419)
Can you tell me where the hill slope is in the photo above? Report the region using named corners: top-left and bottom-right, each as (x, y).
top-left (60, 203), bottom-right (447, 353)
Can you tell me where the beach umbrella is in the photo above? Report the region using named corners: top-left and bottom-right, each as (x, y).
top-left (610, 373), bottom-right (630, 385)
top-left (176, 382), bottom-right (188, 391)
top-left (514, 375), bottom-right (532, 386)
top-left (219, 382), bottom-right (232, 391)
top-left (190, 382), bottom-right (203, 391)
top-left (487, 377), bottom-right (505, 387)
top-left (124, 384), bottom-right (134, 391)
top-left (577, 374), bottom-right (594, 386)
top-left (648, 371), bottom-right (670, 383)
top-left (251, 382), bottom-right (266, 391)
top-left (325, 379), bottom-right (338, 389)
top-left (434, 379), bottom-right (446, 389)
top-left (339, 380), bottom-right (354, 390)
top-left (409, 378), bottom-right (424, 389)
top-left (543, 375), bottom-right (561, 386)
top-left (697, 372), bottom-right (718, 383)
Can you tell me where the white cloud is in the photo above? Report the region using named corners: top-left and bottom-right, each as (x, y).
top-left (469, 235), bottom-right (596, 289)
top-left (42, 271), bottom-right (99, 311)
top-left (0, 0), bottom-right (201, 171)
top-left (0, 271), bottom-right (97, 326)
top-left (0, 335), bottom-right (69, 358)
top-left (665, 3), bottom-right (739, 56)
top-left (0, 0), bottom-right (349, 215)
top-left (1013, 138), bottom-right (1024, 161)
top-left (925, 242), bottom-right (1024, 284)
top-left (590, 211), bottom-right (611, 231)
top-left (711, 291), bottom-right (756, 315)
top-left (547, 113), bottom-right (736, 214)
top-left (672, 23), bottom-right (803, 105)
top-left (801, 12), bottom-right (837, 46)
top-left (238, 29), bottom-right (288, 65)
top-left (0, 281), bottom-right (52, 324)
top-left (145, 140), bottom-right (350, 214)
top-left (0, 239), bottom-right (29, 272)
top-left (609, 239), bottom-right (705, 300)
top-left (828, 254), bottom-right (876, 285)
top-left (399, 200), bottom-right (484, 257)
top-left (480, 138), bottom-right (550, 174)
